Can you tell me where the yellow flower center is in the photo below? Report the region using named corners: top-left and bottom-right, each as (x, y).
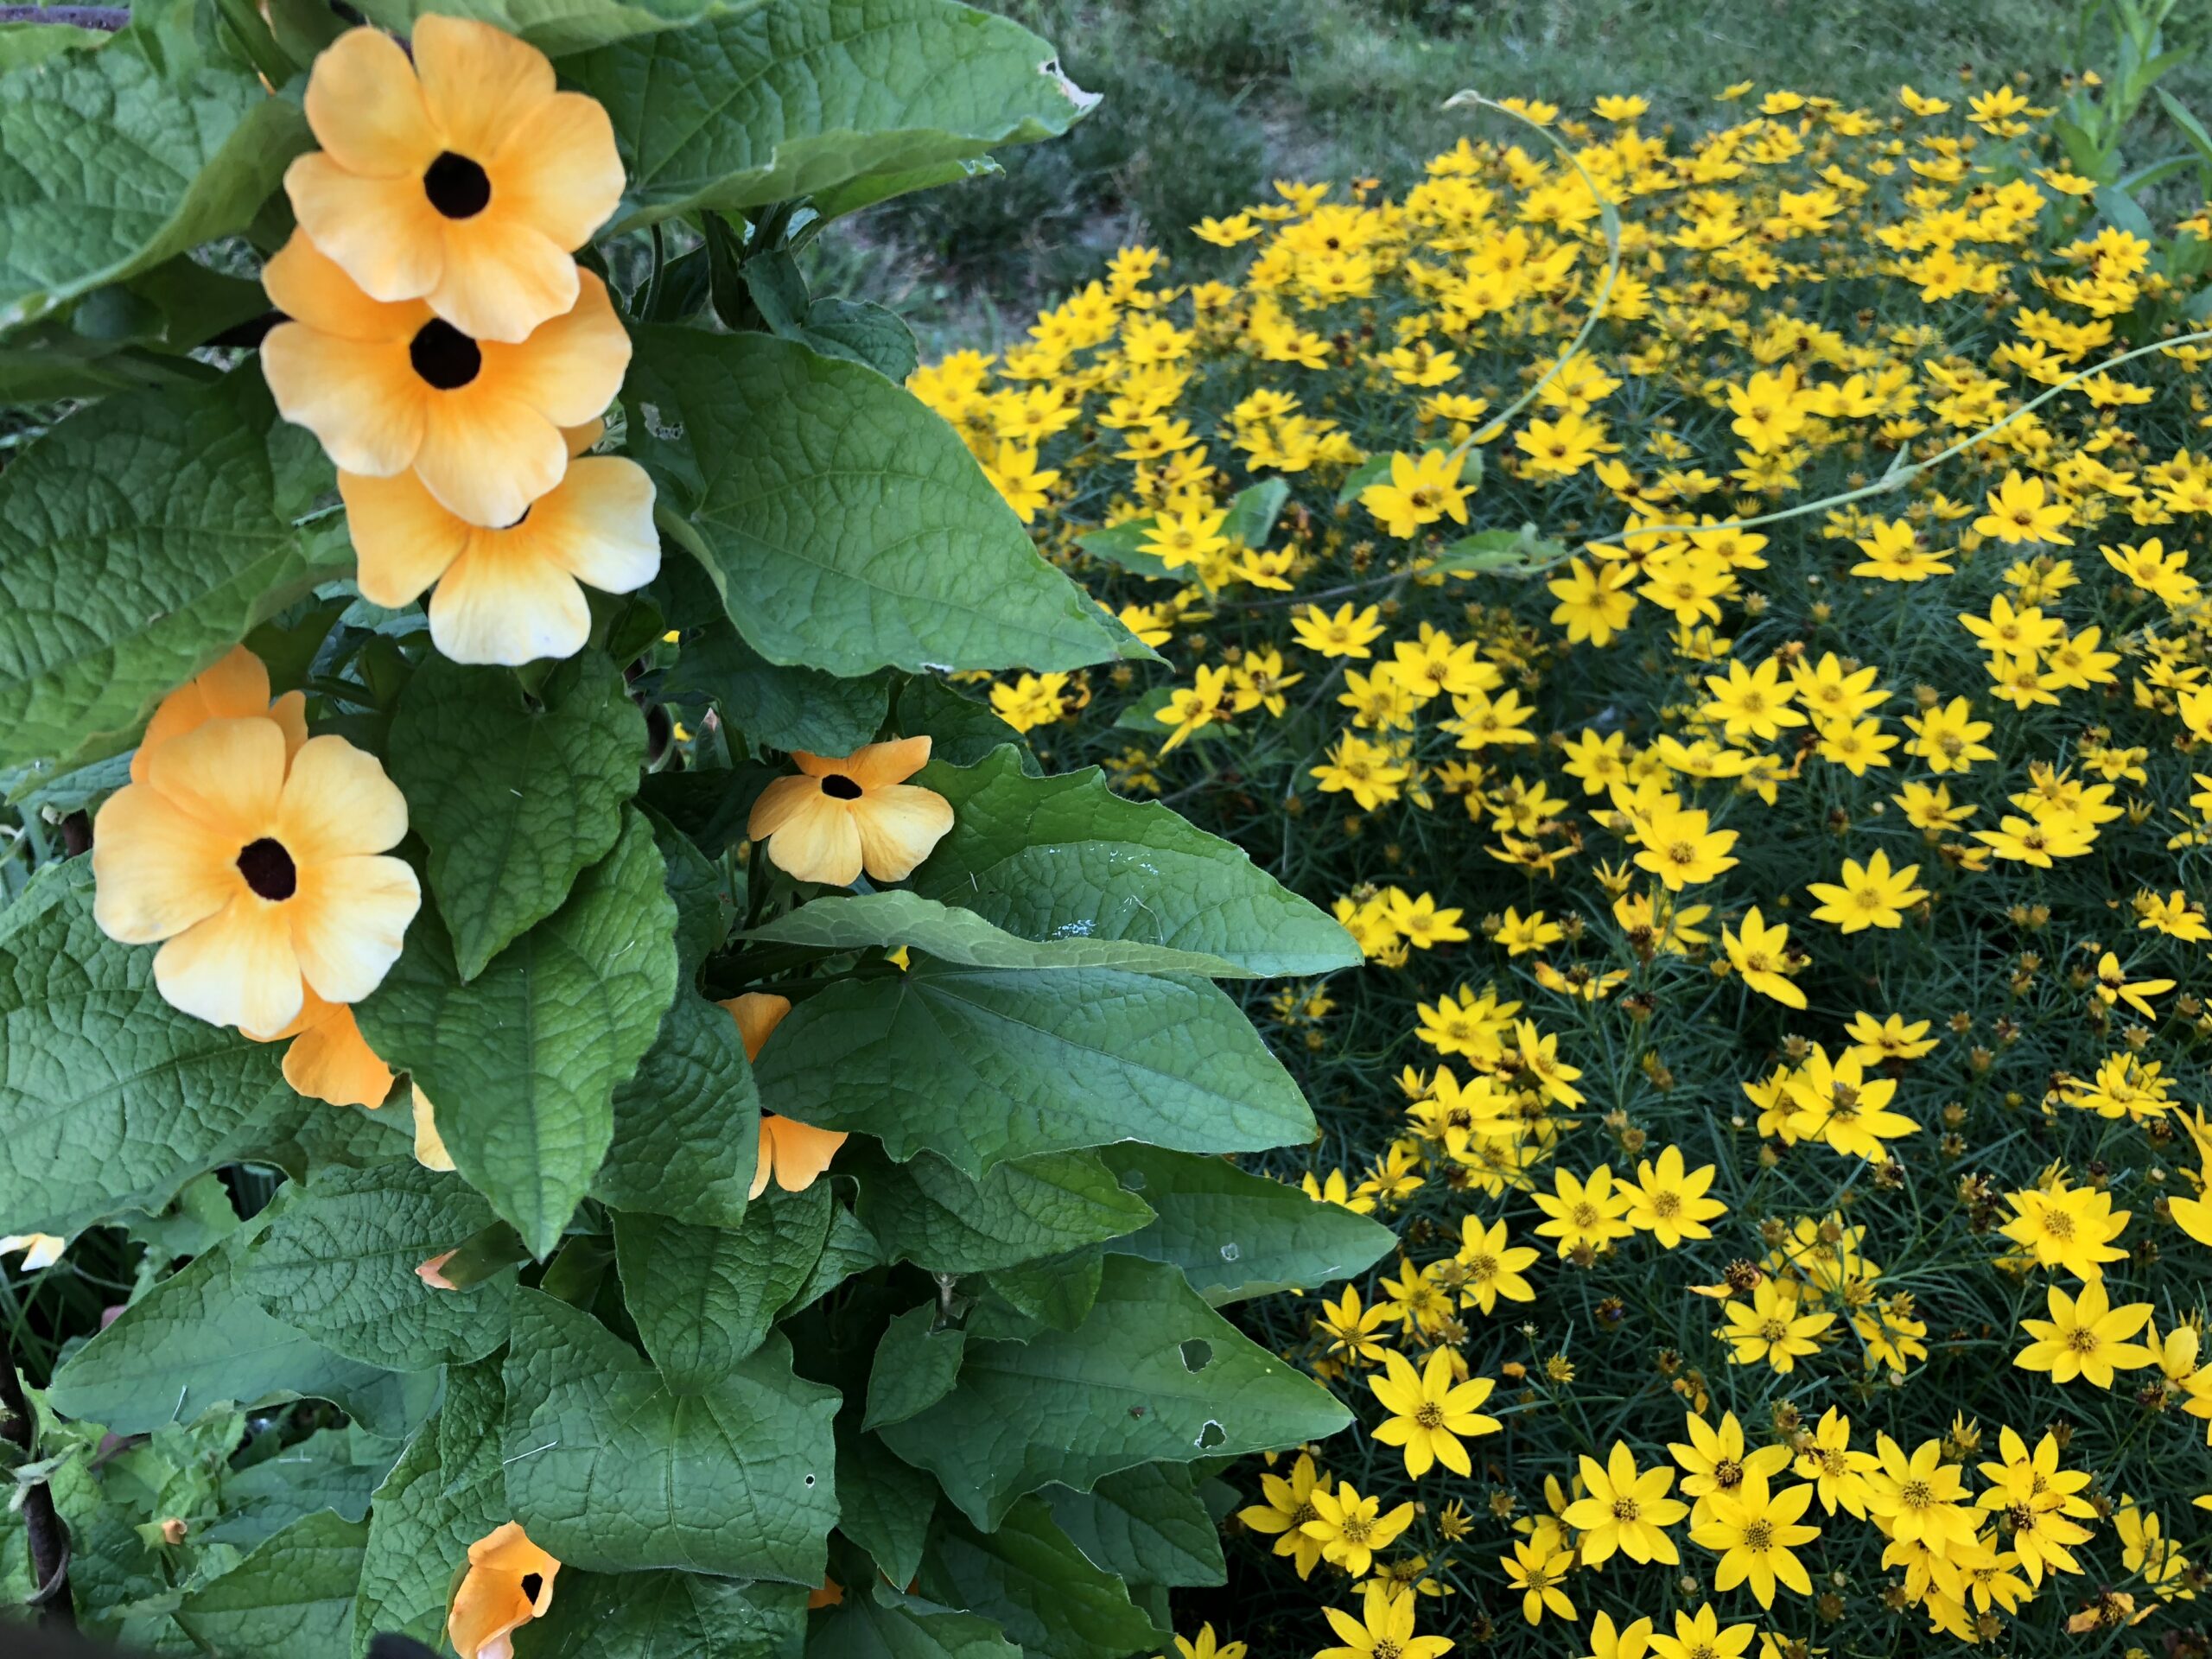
top-left (1611, 1497), bottom-right (1641, 1522)
top-left (1899, 1478), bottom-right (1934, 1510)
top-left (1743, 1520), bottom-right (1776, 1551)
top-left (1713, 1459), bottom-right (1744, 1490)
top-left (2066, 1326), bottom-right (2101, 1354)
top-left (1415, 1402), bottom-right (1446, 1429)
top-left (1339, 1514), bottom-right (1373, 1544)
top-left (1650, 1190), bottom-right (1682, 1218)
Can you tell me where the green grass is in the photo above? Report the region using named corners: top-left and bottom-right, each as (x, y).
top-left (810, 0), bottom-right (2212, 354)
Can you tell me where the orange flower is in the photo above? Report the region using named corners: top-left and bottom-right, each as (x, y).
top-left (721, 992), bottom-right (847, 1198)
top-left (448, 1522), bottom-right (559, 1659)
top-left (131, 646), bottom-right (305, 783)
top-left (286, 18), bottom-right (622, 344)
top-left (259, 992), bottom-right (395, 1109)
top-left (92, 717), bottom-right (419, 1038)
top-left (260, 232), bottom-right (629, 529)
top-left (747, 737), bottom-right (955, 887)
top-left (340, 419), bottom-right (657, 664)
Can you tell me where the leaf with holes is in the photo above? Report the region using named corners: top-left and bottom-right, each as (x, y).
top-left (502, 1290), bottom-right (840, 1580)
top-left (355, 811), bottom-right (677, 1256)
top-left (1096, 1144), bottom-right (1395, 1304)
top-left (626, 327), bottom-right (1137, 678)
top-left (877, 1255), bottom-right (1350, 1528)
top-left (566, 0), bottom-right (1094, 233)
top-left (911, 747), bottom-right (1358, 977)
top-left (752, 962), bottom-right (1313, 1176)
top-left (389, 651), bottom-right (645, 982)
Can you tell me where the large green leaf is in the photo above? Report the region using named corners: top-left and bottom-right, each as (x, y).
top-left (747, 890), bottom-right (1247, 976)
top-left (1042, 1464), bottom-right (1224, 1590)
top-left (0, 20), bottom-right (306, 329)
top-left (877, 1256), bottom-right (1351, 1528)
top-left (238, 1162), bottom-right (516, 1370)
top-left (389, 651), bottom-right (646, 982)
top-left (627, 327), bottom-right (1134, 677)
top-left (658, 544), bottom-right (887, 755)
top-left (1096, 1145), bottom-right (1396, 1304)
top-left (594, 990), bottom-right (760, 1229)
top-left (750, 963), bottom-right (1314, 1175)
top-left (357, 810), bottom-right (678, 1255)
top-left (515, 1570), bottom-right (810, 1659)
top-left (665, 607), bottom-right (889, 757)
top-left (862, 1303), bottom-right (966, 1433)
top-left (807, 1588), bottom-right (1020, 1659)
top-left (503, 1290), bottom-right (840, 1581)
top-left (351, 0), bottom-right (766, 55)
top-left (613, 1189), bottom-right (831, 1390)
top-left (912, 747), bottom-right (1360, 977)
top-left (206, 1426), bottom-right (395, 1551)
top-left (916, 1499), bottom-right (1161, 1659)
top-left (0, 860), bottom-right (295, 1236)
top-left (0, 372), bottom-right (340, 776)
top-left (352, 1359), bottom-right (509, 1658)
top-left (174, 1510), bottom-right (367, 1657)
top-left (836, 1428), bottom-right (938, 1587)
top-left (48, 1231), bottom-right (435, 1439)
top-left (852, 1146), bottom-right (1153, 1275)
top-left (567, 0), bottom-right (1093, 233)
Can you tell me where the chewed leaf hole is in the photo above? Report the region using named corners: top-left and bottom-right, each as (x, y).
top-left (1196, 1420), bottom-right (1226, 1450)
top-left (803, 1473), bottom-right (817, 1488)
top-left (1179, 1338), bottom-right (1213, 1373)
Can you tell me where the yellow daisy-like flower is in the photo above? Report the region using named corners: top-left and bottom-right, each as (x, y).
top-left (261, 232), bottom-right (630, 530)
top-left (747, 737), bottom-right (956, 887)
top-left (92, 715), bottom-right (420, 1039)
top-left (448, 1522), bottom-right (560, 1659)
top-left (340, 420), bottom-right (658, 665)
top-left (287, 18), bottom-right (623, 344)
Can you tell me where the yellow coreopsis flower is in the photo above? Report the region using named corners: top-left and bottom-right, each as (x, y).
top-left (1722, 906), bottom-right (1804, 1008)
top-left (1359, 450), bottom-right (1474, 539)
top-left (1368, 1348), bottom-right (1499, 1477)
top-left (1302, 1482), bottom-right (1415, 1578)
top-left (1316, 1583), bottom-right (1452, 1659)
top-left (1563, 1440), bottom-right (1688, 1564)
top-left (1783, 1045), bottom-right (1919, 1161)
top-left (1719, 1280), bottom-right (1835, 1374)
top-left (1974, 469), bottom-right (2073, 545)
top-left (2015, 1280), bottom-right (2156, 1387)
top-left (1498, 1536), bottom-right (1575, 1624)
top-left (1804, 848), bottom-right (1928, 933)
top-left (1648, 1604), bottom-right (1756, 1659)
top-left (1236, 1452), bottom-right (1332, 1579)
top-left (1999, 1175), bottom-right (2128, 1279)
top-left (1689, 1471), bottom-right (1820, 1606)
top-left (1623, 1145), bottom-right (1727, 1247)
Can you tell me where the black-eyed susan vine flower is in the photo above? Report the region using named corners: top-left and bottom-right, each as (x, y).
top-left (92, 712), bottom-right (419, 1038)
top-left (745, 737), bottom-right (955, 887)
top-left (448, 1522), bottom-right (559, 1659)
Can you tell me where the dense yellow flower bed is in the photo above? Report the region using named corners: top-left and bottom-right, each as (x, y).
top-left (914, 79), bottom-right (2212, 1658)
